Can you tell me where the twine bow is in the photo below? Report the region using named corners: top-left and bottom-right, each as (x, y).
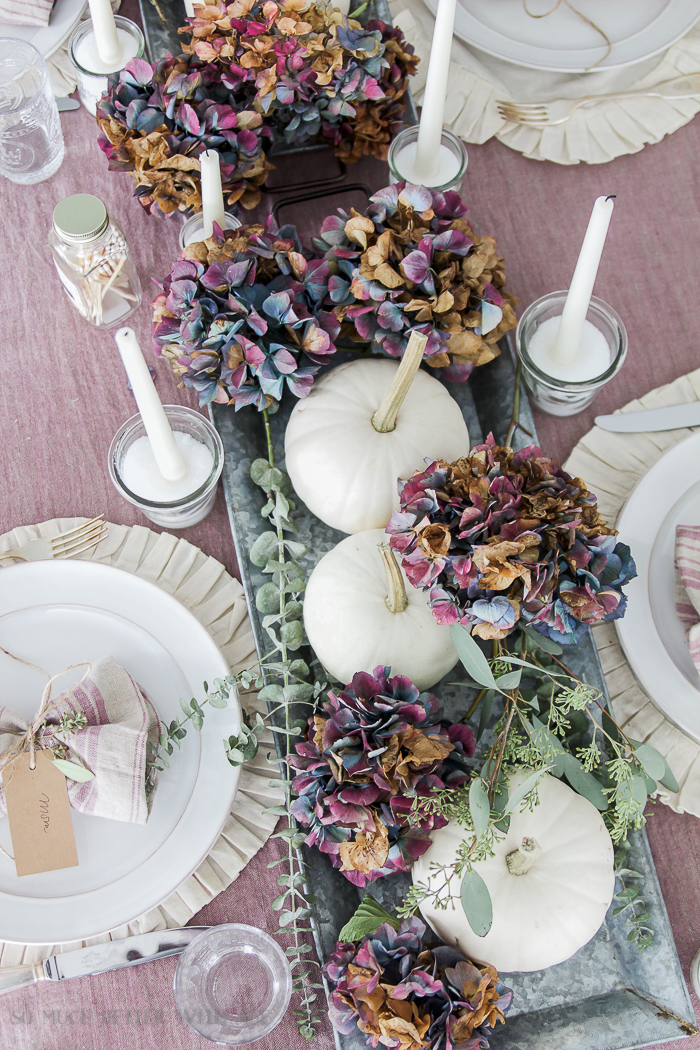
top-left (0, 646), bottom-right (91, 778)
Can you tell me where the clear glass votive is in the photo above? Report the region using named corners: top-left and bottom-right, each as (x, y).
top-left (0, 37), bottom-right (64, 185)
top-left (179, 211), bottom-right (242, 250)
top-left (173, 924), bottom-right (292, 1045)
top-left (515, 291), bottom-right (628, 417)
top-left (69, 16), bottom-right (144, 117)
top-left (108, 406), bottom-right (224, 528)
top-left (388, 125), bottom-right (468, 194)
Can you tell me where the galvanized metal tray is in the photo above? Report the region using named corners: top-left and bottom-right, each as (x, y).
top-left (211, 338), bottom-right (695, 1050)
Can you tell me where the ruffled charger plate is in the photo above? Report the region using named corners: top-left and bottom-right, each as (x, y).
top-left (0, 0), bottom-right (86, 59)
top-left (615, 428), bottom-right (700, 743)
top-left (0, 558), bottom-right (240, 945)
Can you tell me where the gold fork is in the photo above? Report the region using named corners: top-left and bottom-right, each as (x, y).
top-left (0, 516), bottom-right (108, 565)
top-left (496, 73), bottom-right (700, 127)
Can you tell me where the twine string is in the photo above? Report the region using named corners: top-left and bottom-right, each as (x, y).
top-left (523, 0), bottom-right (612, 70)
top-left (0, 648), bottom-right (92, 862)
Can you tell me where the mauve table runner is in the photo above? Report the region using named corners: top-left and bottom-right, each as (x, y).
top-left (3, 2), bottom-right (700, 1045)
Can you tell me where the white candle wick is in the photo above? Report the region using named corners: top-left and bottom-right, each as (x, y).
top-left (412, 0), bottom-right (457, 183)
top-left (87, 0), bottom-right (123, 69)
top-left (114, 328), bottom-right (188, 483)
top-left (200, 150), bottom-right (226, 240)
top-left (550, 195), bottom-right (615, 367)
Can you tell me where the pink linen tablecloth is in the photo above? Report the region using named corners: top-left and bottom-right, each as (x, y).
top-left (3, 3), bottom-right (700, 1047)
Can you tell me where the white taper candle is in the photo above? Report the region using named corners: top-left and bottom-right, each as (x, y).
top-left (114, 328), bottom-right (188, 482)
top-left (550, 196), bottom-right (615, 366)
top-left (87, 0), bottom-right (122, 68)
top-left (200, 149), bottom-right (226, 239)
top-left (412, 0), bottom-right (457, 183)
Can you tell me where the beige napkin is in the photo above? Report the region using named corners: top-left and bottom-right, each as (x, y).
top-left (0, 0), bottom-right (54, 27)
top-left (0, 655), bottom-right (160, 825)
top-left (389, 0), bottom-right (700, 165)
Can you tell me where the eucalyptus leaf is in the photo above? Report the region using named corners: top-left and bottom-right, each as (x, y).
top-left (560, 753), bottom-right (607, 811)
top-left (469, 778), bottom-right (491, 841)
top-left (289, 659), bottom-right (310, 677)
top-left (494, 669), bottom-right (522, 692)
top-left (338, 894), bottom-right (400, 942)
top-left (258, 684), bottom-right (284, 703)
top-left (633, 744), bottom-right (666, 782)
top-left (460, 868), bottom-right (493, 937)
top-left (256, 582), bottom-right (281, 615)
top-left (477, 689), bottom-right (494, 741)
top-left (250, 531), bottom-right (279, 567)
top-left (50, 758), bottom-right (95, 782)
top-left (522, 625), bottom-right (563, 655)
top-left (208, 692), bottom-right (228, 709)
top-left (659, 758), bottom-right (680, 794)
top-left (504, 767), bottom-right (550, 814)
top-left (450, 624), bottom-right (496, 689)
top-left (280, 619), bottom-right (304, 650)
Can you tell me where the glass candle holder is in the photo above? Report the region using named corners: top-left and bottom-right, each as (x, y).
top-left (69, 16), bottom-right (144, 117)
top-left (388, 126), bottom-right (467, 194)
top-left (173, 924), bottom-right (292, 1045)
top-left (515, 291), bottom-right (627, 417)
top-left (108, 406), bottom-right (224, 528)
top-left (179, 211), bottom-right (242, 250)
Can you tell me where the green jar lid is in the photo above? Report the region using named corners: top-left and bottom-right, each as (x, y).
top-left (52, 194), bottom-right (109, 242)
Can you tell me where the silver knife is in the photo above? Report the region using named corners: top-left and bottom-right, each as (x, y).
top-left (0, 926), bottom-right (208, 996)
top-left (595, 403), bottom-right (700, 433)
top-left (56, 98), bottom-right (80, 112)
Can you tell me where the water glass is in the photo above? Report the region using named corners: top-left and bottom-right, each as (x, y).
top-left (0, 38), bottom-right (64, 185)
top-left (173, 924), bottom-right (292, 1044)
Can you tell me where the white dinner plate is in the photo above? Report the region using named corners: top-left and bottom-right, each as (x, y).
top-left (424, 0), bottom-right (700, 72)
top-left (616, 429), bottom-right (700, 744)
top-left (0, 560), bottom-right (240, 944)
top-left (0, 0), bottom-right (86, 60)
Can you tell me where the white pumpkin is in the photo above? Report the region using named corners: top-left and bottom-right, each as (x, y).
top-left (303, 528), bottom-right (458, 691)
top-left (284, 335), bottom-right (469, 534)
top-left (413, 773), bottom-right (615, 973)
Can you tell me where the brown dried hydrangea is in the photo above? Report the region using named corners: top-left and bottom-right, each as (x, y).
top-left (314, 182), bottom-right (518, 381)
top-left (180, 0), bottom-right (418, 163)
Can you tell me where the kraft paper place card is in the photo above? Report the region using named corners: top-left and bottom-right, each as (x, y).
top-left (3, 749), bottom-right (79, 876)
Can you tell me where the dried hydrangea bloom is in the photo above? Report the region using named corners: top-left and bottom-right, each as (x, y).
top-left (180, 2), bottom-right (418, 162)
top-left (97, 56), bottom-right (271, 215)
top-left (151, 216), bottom-right (339, 410)
top-left (313, 183), bottom-right (518, 381)
top-left (325, 917), bottom-right (513, 1050)
top-left (287, 667), bottom-right (474, 886)
top-left (386, 434), bottom-right (637, 645)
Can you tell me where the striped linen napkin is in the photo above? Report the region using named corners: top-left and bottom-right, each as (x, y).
top-left (0, 656), bottom-right (160, 825)
top-left (0, 0), bottom-right (55, 26)
top-left (676, 525), bottom-right (700, 669)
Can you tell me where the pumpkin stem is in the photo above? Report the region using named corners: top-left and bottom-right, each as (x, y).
top-left (505, 837), bottom-right (541, 875)
top-left (378, 543), bottom-right (409, 614)
top-left (371, 331), bottom-right (429, 433)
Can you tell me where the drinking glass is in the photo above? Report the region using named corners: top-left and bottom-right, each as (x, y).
top-left (173, 924), bottom-right (292, 1044)
top-left (0, 38), bottom-right (64, 185)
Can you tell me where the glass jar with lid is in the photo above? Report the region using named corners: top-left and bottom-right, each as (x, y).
top-left (48, 193), bottom-right (142, 328)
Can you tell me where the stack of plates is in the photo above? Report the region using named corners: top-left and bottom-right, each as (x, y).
top-left (421, 0), bottom-right (700, 71)
top-left (0, 561), bottom-right (240, 945)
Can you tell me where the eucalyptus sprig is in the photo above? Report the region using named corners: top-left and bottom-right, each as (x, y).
top-left (399, 624), bottom-right (678, 950)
